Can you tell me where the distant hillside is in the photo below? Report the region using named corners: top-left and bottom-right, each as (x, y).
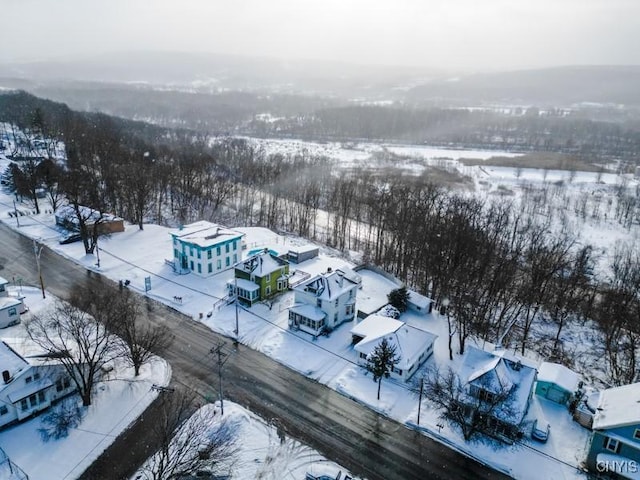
top-left (406, 66), bottom-right (640, 107)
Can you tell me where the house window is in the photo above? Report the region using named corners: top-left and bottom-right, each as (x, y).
top-left (359, 352), bottom-right (367, 359)
top-left (174, 248), bottom-right (179, 258)
top-left (189, 247), bottom-right (193, 257)
top-left (20, 399), bottom-right (28, 411)
top-left (265, 285), bottom-right (271, 296)
top-left (277, 279), bottom-right (286, 291)
top-left (392, 367), bottom-right (403, 376)
top-left (233, 254), bottom-right (237, 263)
top-left (634, 429), bottom-right (640, 441)
top-left (335, 299), bottom-right (339, 307)
top-left (225, 257), bottom-right (230, 267)
top-left (25, 376), bottom-right (32, 384)
top-left (0, 406), bottom-right (7, 415)
top-left (56, 377), bottom-right (71, 392)
top-left (217, 260), bottom-right (222, 270)
top-left (225, 244), bottom-right (230, 253)
top-left (208, 263), bottom-right (212, 273)
top-left (266, 274), bottom-right (271, 283)
top-left (207, 250), bottom-right (212, 260)
top-left (197, 250), bottom-right (201, 259)
top-left (197, 264), bottom-right (202, 274)
top-left (8, 307), bottom-right (17, 317)
top-left (190, 261), bottom-right (194, 270)
top-left (29, 394), bottom-right (37, 408)
top-left (38, 391), bottom-right (45, 403)
top-left (217, 246), bottom-right (221, 256)
top-left (317, 299), bottom-right (322, 308)
top-left (346, 305), bottom-right (354, 316)
top-left (233, 241), bottom-right (237, 250)
top-left (604, 437), bottom-right (621, 453)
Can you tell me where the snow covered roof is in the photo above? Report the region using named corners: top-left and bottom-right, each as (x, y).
top-left (55, 205), bottom-right (122, 225)
top-left (0, 277), bottom-right (8, 287)
top-left (592, 382), bottom-right (640, 430)
top-left (537, 362), bottom-right (580, 393)
top-left (458, 346), bottom-right (537, 423)
top-left (288, 244), bottom-right (319, 254)
top-left (0, 297), bottom-right (21, 310)
top-left (171, 221), bottom-right (245, 248)
top-left (294, 268), bottom-right (359, 301)
top-left (407, 290), bottom-right (432, 309)
top-left (236, 250), bottom-right (288, 277)
top-left (290, 304), bottom-right (326, 321)
top-left (351, 315), bottom-right (438, 372)
top-left (232, 278), bottom-right (261, 292)
top-left (0, 341), bottom-right (29, 389)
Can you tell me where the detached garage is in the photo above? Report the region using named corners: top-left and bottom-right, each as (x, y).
top-left (535, 362), bottom-right (581, 405)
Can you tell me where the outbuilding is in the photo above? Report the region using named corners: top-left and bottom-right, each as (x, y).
top-left (535, 362), bottom-right (580, 405)
top-left (287, 245), bottom-right (319, 264)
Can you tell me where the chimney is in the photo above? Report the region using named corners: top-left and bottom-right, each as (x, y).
top-left (327, 267), bottom-right (332, 274)
top-left (2, 370), bottom-right (11, 384)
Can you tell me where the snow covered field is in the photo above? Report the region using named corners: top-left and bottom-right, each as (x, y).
top-left (2, 140), bottom-right (639, 479)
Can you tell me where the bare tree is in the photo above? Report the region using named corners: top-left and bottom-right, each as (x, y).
top-left (137, 388), bottom-right (238, 480)
top-left (423, 367), bottom-right (518, 441)
top-left (110, 290), bottom-right (173, 376)
top-left (27, 299), bottom-right (120, 406)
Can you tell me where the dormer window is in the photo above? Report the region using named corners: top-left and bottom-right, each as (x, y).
top-left (634, 429), bottom-right (640, 441)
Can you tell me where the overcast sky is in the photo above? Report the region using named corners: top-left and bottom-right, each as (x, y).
top-left (2, 0), bottom-right (639, 71)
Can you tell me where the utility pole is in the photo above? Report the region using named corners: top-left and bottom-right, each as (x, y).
top-left (95, 237), bottom-right (100, 268)
top-left (210, 340), bottom-right (233, 416)
top-left (234, 277), bottom-right (239, 344)
top-left (12, 200), bottom-right (20, 228)
top-left (417, 377), bottom-right (424, 425)
top-left (33, 241), bottom-right (45, 299)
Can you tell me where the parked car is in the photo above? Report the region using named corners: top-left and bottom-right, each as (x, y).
top-left (532, 418), bottom-right (550, 442)
top-left (59, 233), bottom-right (82, 245)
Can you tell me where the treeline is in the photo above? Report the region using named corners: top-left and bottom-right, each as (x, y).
top-left (248, 105), bottom-right (640, 162)
top-left (2, 91), bottom-right (639, 386)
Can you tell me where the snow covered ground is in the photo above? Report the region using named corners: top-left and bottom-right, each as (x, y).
top-left (3, 141), bottom-right (639, 479)
top-left (0, 287), bottom-right (171, 480)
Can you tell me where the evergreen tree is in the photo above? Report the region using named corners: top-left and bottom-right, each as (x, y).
top-left (366, 337), bottom-right (400, 400)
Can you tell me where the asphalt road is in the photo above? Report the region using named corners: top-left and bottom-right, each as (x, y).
top-left (0, 222), bottom-right (511, 480)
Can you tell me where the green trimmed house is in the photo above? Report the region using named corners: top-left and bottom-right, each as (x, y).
top-left (229, 249), bottom-right (289, 305)
top-left (170, 221), bottom-right (245, 277)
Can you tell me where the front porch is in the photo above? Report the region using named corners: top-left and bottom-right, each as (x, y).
top-left (227, 278), bottom-right (260, 306)
top-left (289, 304), bottom-right (327, 338)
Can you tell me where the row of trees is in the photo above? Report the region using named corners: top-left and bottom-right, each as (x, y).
top-left (3, 93), bottom-right (639, 387)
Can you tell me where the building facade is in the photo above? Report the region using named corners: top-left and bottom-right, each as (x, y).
top-left (289, 268), bottom-right (359, 337)
top-left (170, 221), bottom-right (245, 277)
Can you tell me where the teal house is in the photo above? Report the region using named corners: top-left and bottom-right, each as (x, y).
top-left (535, 362), bottom-right (580, 405)
top-left (586, 383), bottom-right (640, 477)
top-left (230, 249), bottom-right (289, 305)
top-left (170, 221), bottom-right (245, 277)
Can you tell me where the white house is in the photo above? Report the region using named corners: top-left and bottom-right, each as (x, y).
top-left (0, 341), bottom-right (75, 428)
top-left (456, 346), bottom-right (537, 439)
top-left (0, 277), bottom-right (23, 329)
top-left (170, 221), bottom-right (245, 277)
top-left (289, 267), bottom-right (359, 337)
top-left (350, 315), bottom-right (438, 382)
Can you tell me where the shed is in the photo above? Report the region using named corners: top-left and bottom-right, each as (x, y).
top-left (407, 290), bottom-right (433, 314)
top-left (287, 245), bottom-right (319, 264)
top-left (0, 297), bottom-right (21, 329)
top-left (535, 362), bottom-right (580, 405)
